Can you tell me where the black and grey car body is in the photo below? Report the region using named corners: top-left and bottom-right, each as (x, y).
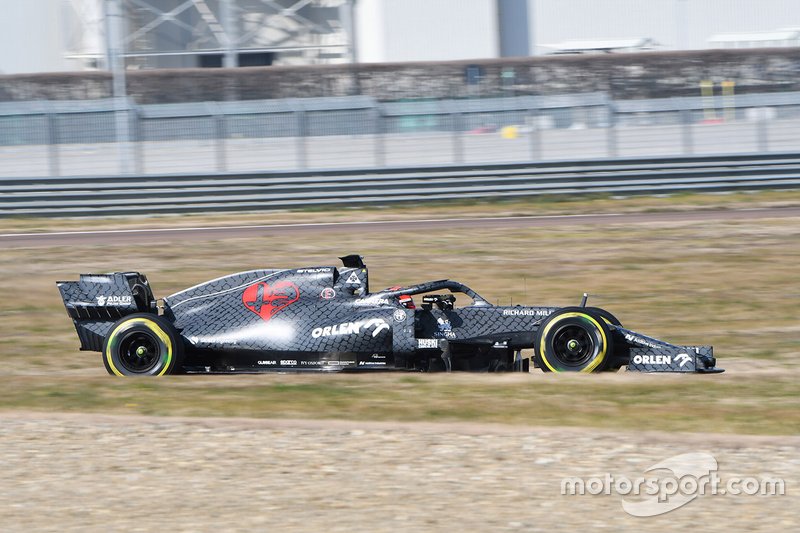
top-left (57, 255), bottom-right (722, 375)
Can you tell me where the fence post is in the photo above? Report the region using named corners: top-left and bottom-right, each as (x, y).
top-left (528, 105), bottom-right (541, 161)
top-left (756, 113), bottom-right (769, 152)
top-left (296, 109), bottom-right (308, 169)
top-left (606, 102), bottom-right (618, 158)
top-left (133, 108), bottom-right (144, 175)
top-left (452, 112), bottom-right (464, 164)
top-left (374, 107), bottom-right (386, 167)
top-left (46, 111), bottom-right (60, 177)
top-left (214, 112), bottom-right (227, 172)
top-left (680, 108), bottom-right (694, 155)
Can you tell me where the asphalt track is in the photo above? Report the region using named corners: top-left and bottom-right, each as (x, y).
top-left (2, 207), bottom-right (799, 248)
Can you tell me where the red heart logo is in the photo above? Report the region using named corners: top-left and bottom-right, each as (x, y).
top-left (242, 281), bottom-right (300, 321)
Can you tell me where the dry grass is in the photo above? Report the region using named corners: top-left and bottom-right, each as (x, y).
top-left (2, 189), bottom-right (800, 234)
top-left (0, 191), bottom-right (798, 434)
top-left (1, 371), bottom-right (798, 435)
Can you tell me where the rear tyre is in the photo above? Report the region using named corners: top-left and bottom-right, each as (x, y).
top-left (103, 313), bottom-right (184, 376)
top-left (534, 307), bottom-right (613, 373)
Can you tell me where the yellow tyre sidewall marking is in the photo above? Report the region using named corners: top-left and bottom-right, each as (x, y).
top-left (106, 318), bottom-right (173, 376)
top-left (539, 312), bottom-right (607, 373)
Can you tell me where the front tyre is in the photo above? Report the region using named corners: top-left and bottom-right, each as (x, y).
top-left (534, 307), bottom-right (613, 373)
top-left (586, 307), bottom-right (626, 371)
top-left (103, 313), bottom-right (184, 376)
top-left (585, 307), bottom-right (622, 327)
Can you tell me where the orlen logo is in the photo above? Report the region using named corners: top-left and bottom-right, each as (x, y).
top-left (311, 319), bottom-right (389, 339)
top-left (632, 355), bottom-right (673, 365)
top-left (632, 353), bottom-right (693, 367)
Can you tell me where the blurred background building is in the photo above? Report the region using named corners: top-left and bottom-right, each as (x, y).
top-left (1, 0), bottom-right (800, 74)
top-left (2, 0), bottom-right (800, 189)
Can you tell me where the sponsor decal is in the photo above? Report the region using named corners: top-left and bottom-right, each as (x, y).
top-left (311, 318), bottom-right (389, 339)
top-left (393, 309), bottom-right (406, 322)
top-left (503, 308), bottom-right (549, 317)
top-left (417, 338), bottom-right (439, 349)
top-left (359, 361), bottom-right (387, 366)
top-left (280, 359), bottom-right (297, 366)
top-left (346, 272), bottom-right (361, 285)
top-left (320, 288), bottom-right (336, 300)
top-left (675, 353), bottom-right (692, 367)
top-left (242, 281), bottom-right (299, 322)
top-left (433, 318), bottom-right (456, 339)
top-left (492, 341), bottom-right (508, 348)
top-left (96, 295), bottom-right (133, 306)
top-left (632, 354), bottom-right (673, 365)
top-left (297, 268), bottom-right (331, 274)
top-left (216, 340), bottom-right (239, 346)
top-left (257, 360), bottom-right (277, 366)
top-left (624, 333), bottom-right (662, 350)
top-left (353, 297), bottom-right (391, 306)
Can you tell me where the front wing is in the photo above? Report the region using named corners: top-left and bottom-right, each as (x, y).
top-left (617, 327), bottom-right (722, 373)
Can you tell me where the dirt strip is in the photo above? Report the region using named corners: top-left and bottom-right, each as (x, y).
top-left (1, 412), bottom-right (795, 532)
top-left (3, 207), bottom-right (800, 247)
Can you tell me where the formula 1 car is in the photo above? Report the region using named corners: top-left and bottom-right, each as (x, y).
top-left (57, 255), bottom-right (722, 375)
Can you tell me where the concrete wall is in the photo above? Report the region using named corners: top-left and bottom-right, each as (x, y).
top-left (2, 48), bottom-right (800, 104)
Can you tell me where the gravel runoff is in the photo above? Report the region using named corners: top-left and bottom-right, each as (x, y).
top-left (0, 412), bottom-right (796, 532)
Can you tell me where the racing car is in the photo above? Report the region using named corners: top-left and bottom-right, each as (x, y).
top-left (57, 255), bottom-right (722, 375)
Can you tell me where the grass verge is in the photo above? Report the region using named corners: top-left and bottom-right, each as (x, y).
top-left (2, 371), bottom-right (798, 435)
top-left (1, 191), bottom-right (798, 434)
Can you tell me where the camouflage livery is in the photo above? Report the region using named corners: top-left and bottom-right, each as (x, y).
top-left (57, 255), bottom-right (722, 375)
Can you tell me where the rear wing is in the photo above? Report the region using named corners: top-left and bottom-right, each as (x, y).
top-left (56, 272), bottom-right (156, 351)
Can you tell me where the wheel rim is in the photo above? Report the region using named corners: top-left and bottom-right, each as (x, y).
top-left (552, 324), bottom-right (595, 366)
top-left (118, 331), bottom-right (161, 373)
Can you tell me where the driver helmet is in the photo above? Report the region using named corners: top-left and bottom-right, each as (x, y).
top-left (398, 294), bottom-right (415, 309)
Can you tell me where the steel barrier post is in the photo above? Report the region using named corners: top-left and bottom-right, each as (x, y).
top-left (296, 109), bottom-right (308, 169)
top-left (374, 108), bottom-right (386, 167)
top-left (681, 108), bottom-right (694, 155)
top-left (46, 111), bottom-right (60, 177)
top-left (528, 106), bottom-right (541, 161)
top-left (606, 102), bottom-right (618, 158)
top-left (757, 114), bottom-right (769, 152)
top-left (133, 109), bottom-right (144, 174)
top-left (452, 112), bottom-right (464, 164)
top-left (214, 113), bottom-right (227, 172)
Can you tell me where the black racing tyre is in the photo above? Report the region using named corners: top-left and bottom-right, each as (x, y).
top-left (586, 307), bottom-right (626, 371)
top-left (102, 313), bottom-right (184, 376)
top-left (585, 307), bottom-right (622, 327)
top-left (534, 307), bottom-right (613, 373)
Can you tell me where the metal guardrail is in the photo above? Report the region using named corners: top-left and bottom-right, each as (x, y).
top-left (2, 152), bottom-right (799, 217)
top-left (4, 91), bottom-right (800, 179)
